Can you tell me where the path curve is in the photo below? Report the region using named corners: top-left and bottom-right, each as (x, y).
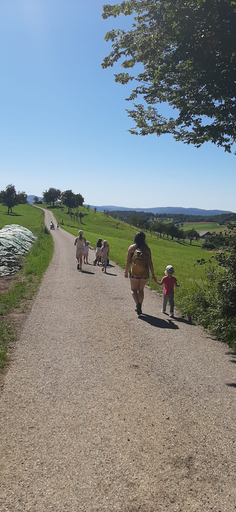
top-left (0, 209), bottom-right (236, 511)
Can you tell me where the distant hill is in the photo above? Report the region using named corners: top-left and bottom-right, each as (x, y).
top-left (28, 197), bottom-right (233, 216)
top-left (92, 206), bottom-right (233, 216)
top-left (27, 195), bottom-right (43, 205)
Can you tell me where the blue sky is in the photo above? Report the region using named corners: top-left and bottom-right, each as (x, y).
top-left (0, 0), bottom-right (235, 212)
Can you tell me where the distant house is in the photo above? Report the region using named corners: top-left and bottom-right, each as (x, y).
top-left (199, 231), bottom-right (211, 239)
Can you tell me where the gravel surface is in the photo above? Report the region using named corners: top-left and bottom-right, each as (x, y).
top-left (0, 209), bottom-right (236, 511)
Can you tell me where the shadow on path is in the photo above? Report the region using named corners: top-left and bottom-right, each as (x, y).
top-left (139, 314), bottom-right (179, 329)
top-left (173, 316), bottom-right (193, 325)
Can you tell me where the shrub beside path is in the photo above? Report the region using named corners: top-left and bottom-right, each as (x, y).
top-left (0, 209), bottom-right (236, 511)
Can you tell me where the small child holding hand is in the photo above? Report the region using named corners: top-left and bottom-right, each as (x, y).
top-left (155, 265), bottom-right (179, 318)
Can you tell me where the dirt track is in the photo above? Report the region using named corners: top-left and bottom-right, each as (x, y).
top-left (0, 209), bottom-right (236, 511)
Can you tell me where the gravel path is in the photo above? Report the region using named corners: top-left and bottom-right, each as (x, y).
top-left (0, 209), bottom-right (236, 511)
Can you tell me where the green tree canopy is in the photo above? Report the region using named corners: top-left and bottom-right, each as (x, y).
top-left (185, 228), bottom-right (200, 244)
top-left (61, 190), bottom-right (75, 212)
top-left (43, 188), bottom-right (61, 207)
top-left (17, 191), bottom-right (28, 204)
top-left (0, 184), bottom-right (18, 214)
top-left (61, 190), bottom-right (84, 212)
top-left (74, 193), bottom-right (84, 207)
top-left (102, 0), bottom-right (236, 153)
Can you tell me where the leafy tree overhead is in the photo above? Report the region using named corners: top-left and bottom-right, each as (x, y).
top-left (43, 188), bottom-right (61, 207)
top-left (102, 0), bottom-right (236, 153)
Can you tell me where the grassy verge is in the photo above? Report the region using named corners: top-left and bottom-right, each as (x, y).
top-left (0, 205), bottom-right (54, 372)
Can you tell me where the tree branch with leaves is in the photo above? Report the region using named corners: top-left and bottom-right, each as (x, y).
top-left (102, 0), bottom-right (236, 153)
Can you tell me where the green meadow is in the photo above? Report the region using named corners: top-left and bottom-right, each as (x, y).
top-left (0, 203), bottom-right (45, 233)
top-left (51, 205), bottom-right (212, 306)
top-left (0, 204), bottom-right (54, 372)
top-left (182, 222), bottom-right (222, 232)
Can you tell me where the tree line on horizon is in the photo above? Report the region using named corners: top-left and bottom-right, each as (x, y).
top-left (0, 185), bottom-right (85, 215)
top-left (40, 188), bottom-right (84, 212)
top-left (108, 209), bottom-right (236, 226)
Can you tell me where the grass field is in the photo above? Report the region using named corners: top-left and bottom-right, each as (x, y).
top-left (183, 222), bottom-right (224, 232)
top-left (50, 205), bottom-right (213, 306)
top-left (0, 203), bottom-right (45, 234)
top-left (0, 204), bottom-right (54, 372)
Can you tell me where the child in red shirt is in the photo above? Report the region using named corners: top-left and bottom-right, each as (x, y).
top-left (155, 265), bottom-right (179, 318)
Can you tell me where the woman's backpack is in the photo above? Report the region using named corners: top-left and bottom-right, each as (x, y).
top-left (130, 246), bottom-right (149, 278)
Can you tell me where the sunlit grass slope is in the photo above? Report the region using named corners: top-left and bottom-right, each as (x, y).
top-left (0, 203), bottom-right (45, 235)
top-left (51, 206), bottom-right (213, 307)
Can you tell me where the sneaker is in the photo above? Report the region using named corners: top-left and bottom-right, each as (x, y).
top-left (137, 302), bottom-right (142, 315)
top-left (169, 312), bottom-right (174, 318)
top-left (161, 309), bottom-right (166, 314)
top-left (77, 264), bottom-right (80, 270)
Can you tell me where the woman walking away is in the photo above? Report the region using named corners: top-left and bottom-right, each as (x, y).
top-left (125, 232), bottom-right (156, 316)
top-left (155, 265), bottom-right (179, 318)
top-left (74, 230), bottom-right (86, 271)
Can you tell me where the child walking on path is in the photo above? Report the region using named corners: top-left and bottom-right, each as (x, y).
top-left (83, 241), bottom-right (93, 264)
top-left (101, 240), bottom-right (109, 272)
top-left (155, 265), bottom-right (179, 318)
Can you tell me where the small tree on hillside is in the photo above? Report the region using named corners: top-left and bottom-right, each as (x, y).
top-left (17, 191), bottom-right (28, 204)
top-left (1, 184), bottom-right (18, 214)
top-left (153, 220), bottom-right (165, 238)
top-left (165, 223), bottom-right (181, 240)
top-left (43, 188), bottom-right (61, 207)
top-left (61, 190), bottom-right (76, 212)
top-left (186, 229), bottom-right (199, 245)
top-left (79, 211), bottom-right (84, 223)
top-left (74, 193), bottom-right (84, 207)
